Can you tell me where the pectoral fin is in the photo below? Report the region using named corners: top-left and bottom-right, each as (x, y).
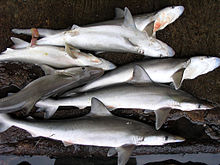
top-left (62, 141), bottom-right (73, 147)
top-left (95, 51), bottom-right (105, 54)
top-left (67, 43), bottom-right (81, 52)
top-left (144, 21), bottom-right (155, 37)
top-left (171, 68), bottom-right (185, 89)
top-left (65, 43), bottom-right (77, 59)
top-left (107, 148), bottom-right (117, 157)
top-left (154, 108), bottom-right (171, 130)
top-left (25, 100), bottom-right (36, 115)
top-left (116, 145), bottom-right (135, 165)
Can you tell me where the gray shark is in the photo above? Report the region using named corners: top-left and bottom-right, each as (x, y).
top-left (62, 56), bottom-right (220, 97)
top-left (36, 65), bottom-right (214, 129)
top-left (0, 66), bottom-right (103, 114)
top-left (0, 98), bottom-right (185, 165)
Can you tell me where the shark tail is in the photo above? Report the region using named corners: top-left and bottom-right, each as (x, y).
top-left (11, 37), bottom-right (30, 49)
top-left (0, 94), bottom-right (36, 115)
top-left (12, 28), bottom-right (32, 36)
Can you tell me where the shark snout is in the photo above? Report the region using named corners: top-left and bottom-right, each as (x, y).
top-left (200, 102), bottom-right (215, 110)
top-left (174, 135), bottom-right (185, 143)
top-left (176, 6), bottom-right (185, 15)
top-left (167, 46), bottom-right (175, 57)
top-left (214, 57), bottom-right (220, 68)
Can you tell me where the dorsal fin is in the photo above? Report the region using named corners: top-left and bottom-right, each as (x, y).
top-left (123, 7), bottom-right (137, 30)
top-left (11, 37), bottom-right (29, 48)
top-left (67, 43), bottom-right (81, 52)
top-left (89, 98), bottom-right (112, 116)
top-left (115, 8), bottom-right (124, 19)
top-left (129, 65), bottom-right (154, 84)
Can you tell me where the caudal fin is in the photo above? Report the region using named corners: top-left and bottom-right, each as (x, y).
top-left (11, 37), bottom-right (30, 48)
top-left (12, 28), bottom-right (32, 36)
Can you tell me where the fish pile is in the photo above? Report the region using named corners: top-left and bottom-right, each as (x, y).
top-left (0, 6), bottom-right (219, 165)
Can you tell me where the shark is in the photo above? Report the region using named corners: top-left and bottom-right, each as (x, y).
top-left (61, 56), bottom-right (220, 96)
top-left (35, 65), bottom-right (214, 129)
top-left (21, 8), bottom-right (175, 58)
top-left (0, 38), bottom-right (116, 70)
top-left (0, 98), bottom-right (185, 165)
top-left (0, 66), bottom-right (104, 115)
top-left (12, 6), bottom-right (184, 37)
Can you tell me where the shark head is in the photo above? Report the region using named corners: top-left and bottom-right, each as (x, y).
top-left (136, 132), bottom-right (185, 146)
top-left (153, 6), bottom-right (184, 32)
top-left (141, 37), bottom-right (175, 57)
top-left (62, 66), bottom-right (104, 79)
top-left (93, 58), bottom-right (116, 71)
top-left (179, 99), bottom-right (215, 111)
top-left (183, 56), bottom-right (220, 80)
top-left (169, 90), bottom-right (215, 111)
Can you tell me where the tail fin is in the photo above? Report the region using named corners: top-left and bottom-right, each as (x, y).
top-left (12, 28), bottom-right (32, 36)
top-left (0, 114), bottom-right (12, 133)
top-left (11, 37), bottom-right (30, 48)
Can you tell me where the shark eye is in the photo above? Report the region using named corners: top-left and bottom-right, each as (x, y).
top-left (198, 104), bottom-right (201, 108)
top-left (82, 67), bottom-right (86, 70)
top-left (165, 136), bottom-right (168, 141)
top-left (172, 6), bottom-right (175, 9)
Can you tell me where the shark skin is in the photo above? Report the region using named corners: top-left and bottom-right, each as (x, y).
top-left (62, 56), bottom-right (220, 96)
top-left (0, 98), bottom-right (185, 165)
top-left (0, 66), bottom-right (104, 115)
top-left (1, 38), bottom-right (115, 71)
top-left (32, 8), bottom-right (175, 58)
top-left (12, 6), bottom-right (184, 37)
top-left (36, 65), bottom-right (214, 129)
